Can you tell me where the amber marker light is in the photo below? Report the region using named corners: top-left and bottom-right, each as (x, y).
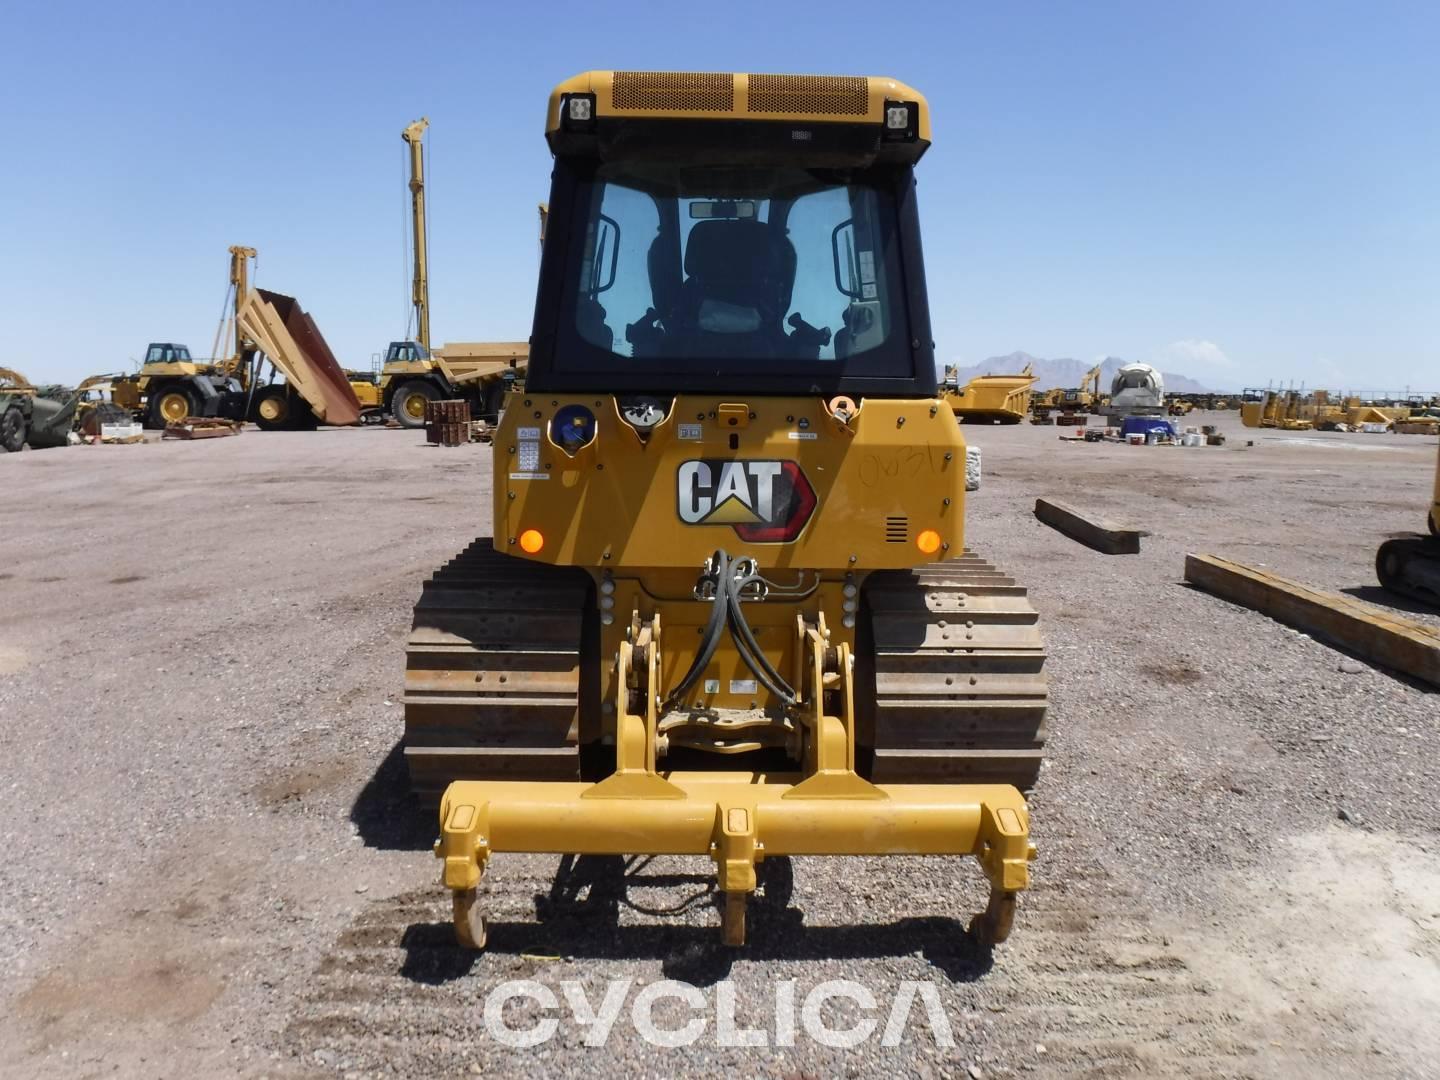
top-left (519, 529), bottom-right (545, 553)
top-left (916, 529), bottom-right (942, 554)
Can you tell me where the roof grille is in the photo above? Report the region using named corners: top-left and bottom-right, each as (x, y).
top-left (885, 516), bottom-right (908, 544)
top-left (747, 74), bottom-right (868, 116)
top-left (612, 71), bottom-right (734, 112)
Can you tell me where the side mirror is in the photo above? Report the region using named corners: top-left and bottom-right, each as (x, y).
top-left (830, 219), bottom-right (860, 299)
top-left (587, 213), bottom-right (621, 295)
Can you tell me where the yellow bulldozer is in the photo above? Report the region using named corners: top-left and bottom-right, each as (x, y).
top-left (1376, 437), bottom-right (1440, 607)
top-left (407, 71), bottom-right (1048, 949)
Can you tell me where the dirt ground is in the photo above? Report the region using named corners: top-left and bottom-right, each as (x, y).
top-left (1, 413), bottom-right (1437, 1079)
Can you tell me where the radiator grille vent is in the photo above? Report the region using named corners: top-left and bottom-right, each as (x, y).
top-left (611, 71), bottom-right (734, 112)
top-left (747, 74), bottom-right (868, 116)
top-left (885, 516), bottom-right (909, 543)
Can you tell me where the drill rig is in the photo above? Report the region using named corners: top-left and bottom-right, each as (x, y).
top-left (379, 118), bottom-right (529, 427)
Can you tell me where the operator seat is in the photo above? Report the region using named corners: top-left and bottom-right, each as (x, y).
top-left (669, 220), bottom-right (796, 355)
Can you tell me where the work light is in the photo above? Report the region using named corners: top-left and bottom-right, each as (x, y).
top-left (562, 93), bottom-right (597, 131)
top-left (882, 99), bottom-right (918, 141)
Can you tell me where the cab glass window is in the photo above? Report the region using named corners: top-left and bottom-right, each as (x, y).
top-left (566, 163), bottom-right (906, 372)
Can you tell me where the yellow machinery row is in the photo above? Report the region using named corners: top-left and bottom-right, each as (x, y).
top-left (1240, 388), bottom-right (1437, 431)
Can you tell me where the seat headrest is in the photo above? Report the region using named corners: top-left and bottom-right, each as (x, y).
top-left (684, 220), bottom-right (781, 283)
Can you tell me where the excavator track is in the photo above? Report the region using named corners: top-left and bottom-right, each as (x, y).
top-left (862, 550), bottom-right (1048, 790)
top-left (405, 544), bottom-right (1046, 800)
top-left (403, 539), bottom-right (594, 802)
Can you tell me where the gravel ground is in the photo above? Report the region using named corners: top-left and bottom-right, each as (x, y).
top-left (0, 414), bottom-right (1437, 1079)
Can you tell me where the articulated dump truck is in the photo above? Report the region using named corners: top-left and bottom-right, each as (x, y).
top-left (405, 71), bottom-right (1049, 948)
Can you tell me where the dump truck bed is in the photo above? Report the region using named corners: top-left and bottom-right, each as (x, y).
top-left (947, 372), bottom-right (1037, 424)
top-left (237, 289), bottom-right (362, 426)
top-left (431, 342), bottom-right (528, 386)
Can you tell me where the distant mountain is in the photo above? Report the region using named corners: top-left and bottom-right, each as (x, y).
top-left (950, 352), bottom-right (1212, 394)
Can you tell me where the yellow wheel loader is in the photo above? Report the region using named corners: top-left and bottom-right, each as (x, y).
top-left (408, 71), bottom-right (1048, 949)
top-left (1377, 436), bottom-right (1440, 607)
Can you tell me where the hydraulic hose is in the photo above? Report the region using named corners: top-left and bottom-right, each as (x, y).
top-left (660, 550), bottom-right (800, 710)
top-left (725, 565), bottom-right (798, 705)
top-left (662, 551), bottom-right (732, 709)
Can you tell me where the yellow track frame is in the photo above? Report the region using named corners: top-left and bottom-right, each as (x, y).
top-left (435, 611), bottom-right (1036, 947)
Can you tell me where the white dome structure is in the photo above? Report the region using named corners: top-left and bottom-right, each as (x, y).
top-left (1109, 362), bottom-right (1165, 413)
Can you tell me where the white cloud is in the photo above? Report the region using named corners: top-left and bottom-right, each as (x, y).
top-left (1153, 339), bottom-right (1234, 372)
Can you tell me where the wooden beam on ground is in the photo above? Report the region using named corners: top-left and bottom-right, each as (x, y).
top-left (1184, 554), bottom-right (1440, 688)
top-left (160, 418), bottom-right (244, 440)
top-left (1034, 498), bottom-right (1144, 554)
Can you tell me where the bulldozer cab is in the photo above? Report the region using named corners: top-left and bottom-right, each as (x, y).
top-left (529, 76), bottom-right (935, 398)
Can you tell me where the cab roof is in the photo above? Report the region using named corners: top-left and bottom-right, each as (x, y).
top-left (546, 71), bottom-right (931, 164)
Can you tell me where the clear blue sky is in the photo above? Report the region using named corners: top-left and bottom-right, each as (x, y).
top-left (3, 0), bottom-right (1436, 392)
